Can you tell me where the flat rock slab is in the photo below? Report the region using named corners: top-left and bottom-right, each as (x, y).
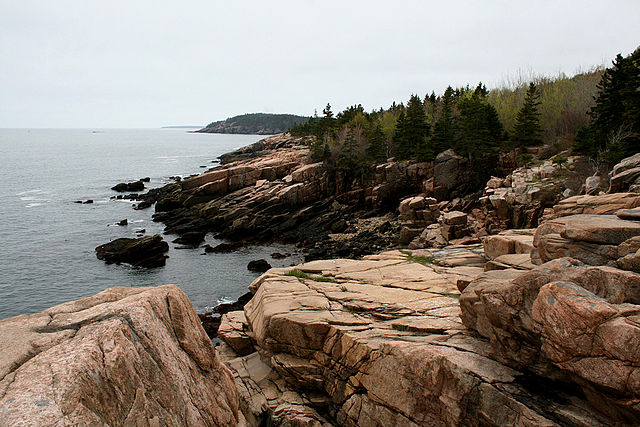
top-left (0, 285), bottom-right (239, 426)
top-left (229, 250), bottom-right (611, 426)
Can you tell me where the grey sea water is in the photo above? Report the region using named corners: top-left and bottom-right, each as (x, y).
top-left (0, 128), bottom-right (303, 319)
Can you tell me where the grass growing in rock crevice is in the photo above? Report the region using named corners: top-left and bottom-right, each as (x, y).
top-left (399, 250), bottom-right (433, 266)
top-left (286, 269), bottom-right (337, 283)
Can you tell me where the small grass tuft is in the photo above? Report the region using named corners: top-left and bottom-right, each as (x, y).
top-left (399, 250), bottom-right (432, 266)
top-left (392, 324), bottom-right (409, 331)
top-left (286, 269), bottom-right (337, 283)
top-left (340, 286), bottom-right (348, 292)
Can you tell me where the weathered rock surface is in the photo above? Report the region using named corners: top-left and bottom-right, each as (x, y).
top-left (479, 156), bottom-right (593, 229)
top-left (137, 134), bottom-right (436, 260)
top-left (609, 152), bottom-right (640, 193)
top-left (0, 285), bottom-right (239, 426)
top-left (95, 234), bottom-right (169, 268)
top-left (460, 257), bottom-right (640, 422)
top-left (532, 214), bottom-right (640, 268)
top-left (544, 192), bottom-right (640, 220)
top-left (217, 250), bottom-right (611, 425)
top-left (482, 229), bottom-right (535, 260)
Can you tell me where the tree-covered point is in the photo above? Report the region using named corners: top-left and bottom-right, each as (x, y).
top-left (197, 113), bottom-right (311, 135)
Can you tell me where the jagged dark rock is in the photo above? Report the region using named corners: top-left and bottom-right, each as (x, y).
top-left (111, 180), bottom-right (145, 192)
top-left (95, 234), bottom-right (169, 268)
top-left (247, 259), bottom-right (271, 272)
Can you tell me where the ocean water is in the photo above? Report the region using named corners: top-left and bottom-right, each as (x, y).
top-left (0, 128), bottom-right (303, 319)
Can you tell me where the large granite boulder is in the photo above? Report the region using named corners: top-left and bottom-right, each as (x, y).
top-left (609, 152), bottom-right (640, 193)
top-left (545, 192), bottom-right (640, 220)
top-left (532, 214), bottom-right (640, 267)
top-left (95, 234), bottom-right (169, 268)
top-left (460, 258), bottom-right (640, 422)
top-left (482, 229), bottom-right (535, 260)
top-left (0, 285), bottom-right (240, 426)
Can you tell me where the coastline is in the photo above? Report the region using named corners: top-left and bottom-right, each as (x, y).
top-left (2, 132), bottom-right (640, 424)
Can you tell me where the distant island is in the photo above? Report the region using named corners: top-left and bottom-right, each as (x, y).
top-left (196, 113), bottom-right (310, 135)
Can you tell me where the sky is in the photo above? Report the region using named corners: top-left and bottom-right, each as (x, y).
top-left (1, 1), bottom-right (638, 128)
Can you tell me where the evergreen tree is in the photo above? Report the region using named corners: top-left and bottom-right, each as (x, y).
top-left (394, 94), bottom-right (432, 159)
top-left (393, 111), bottom-right (408, 158)
top-left (366, 122), bottom-right (388, 162)
top-left (511, 82), bottom-right (543, 147)
top-left (432, 86), bottom-right (456, 153)
top-left (322, 103), bottom-right (334, 118)
top-left (455, 83), bottom-right (504, 157)
top-left (575, 48), bottom-right (640, 161)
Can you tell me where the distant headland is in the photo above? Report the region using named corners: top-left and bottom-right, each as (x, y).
top-left (196, 113), bottom-right (310, 135)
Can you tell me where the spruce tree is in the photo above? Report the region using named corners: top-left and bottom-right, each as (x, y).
top-left (576, 48), bottom-right (640, 161)
top-left (394, 94), bottom-right (432, 160)
top-left (455, 83), bottom-right (503, 156)
top-left (511, 82), bottom-right (543, 147)
top-left (432, 86), bottom-right (456, 153)
top-left (366, 122), bottom-right (388, 162)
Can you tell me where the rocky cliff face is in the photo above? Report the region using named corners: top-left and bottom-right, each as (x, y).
top-left (0, 285), bottom-right (240, 426)
top-left (209, 152), bottom-right (640, 425)
top-left (142, 134), bottom-right (435, 260)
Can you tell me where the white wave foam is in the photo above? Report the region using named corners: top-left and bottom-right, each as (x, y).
top-left (25, 203), bottom-right (43, 208)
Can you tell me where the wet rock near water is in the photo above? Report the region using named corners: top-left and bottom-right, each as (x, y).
top-left (111, 180), bottom-right (145, 192)
top-left (172, 231), bottom-right (206, 247)
top-left (95, 234), bottom-right (169, 268)
top-left (198, 291), bottom-right (254, 339)
top-left (247, 259), bottom-right (271, 273)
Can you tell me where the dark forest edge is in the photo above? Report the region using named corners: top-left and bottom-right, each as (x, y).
top-left (289, 47), bottom-right (639, 188)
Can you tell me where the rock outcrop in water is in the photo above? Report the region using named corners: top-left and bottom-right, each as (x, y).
top-left (0, 285), bottom-right (240, 425)
top-left (95, 234), bottom-right (169, 268)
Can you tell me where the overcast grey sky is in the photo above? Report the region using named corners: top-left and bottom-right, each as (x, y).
top-left (1, 1), bottom-right (638, 128)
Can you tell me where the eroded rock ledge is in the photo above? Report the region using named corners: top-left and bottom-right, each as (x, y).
top-left (216, 248), bottom-right (618, 426)
top-left (0, 285), bottom-right (240, 426)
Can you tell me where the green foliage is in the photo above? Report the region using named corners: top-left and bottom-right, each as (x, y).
top-left (551, 155), bottom-right (568, 166)
top-left (518, 153), bottom-right (534, 168)
top-left (488, 69), bottom-right (603, 142)
top-left (285, 269), bottom-right (337, 282)
top-left (511, 82), bottom-right (543, 148)
top-left (574, 48), bottom-right (640, 163)
top-left (431, 86), bottom-right (456, 153)
top-left (394, 94), bottom-right (433, 160)
top-left (400, 249), bottom-right (432, 265)
top-left (455, 84), bottom-right (504, 156)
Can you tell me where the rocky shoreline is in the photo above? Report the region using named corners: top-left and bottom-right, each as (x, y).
top-left (3, 136), bottom-right (640, 425)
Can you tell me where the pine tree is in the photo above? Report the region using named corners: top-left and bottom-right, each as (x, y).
top-left (394, 94), bottom-right (432, 160)
top-left (432, 86), bottom-right (456, 153)
top-left (455, 83), bottom-right (504, 156)
top-left (577, 48), bottom-right (640, 161)
top-left (366, 122), bottom-right (387, 162)
top-left (511, 82), bottom-right (543, 147)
